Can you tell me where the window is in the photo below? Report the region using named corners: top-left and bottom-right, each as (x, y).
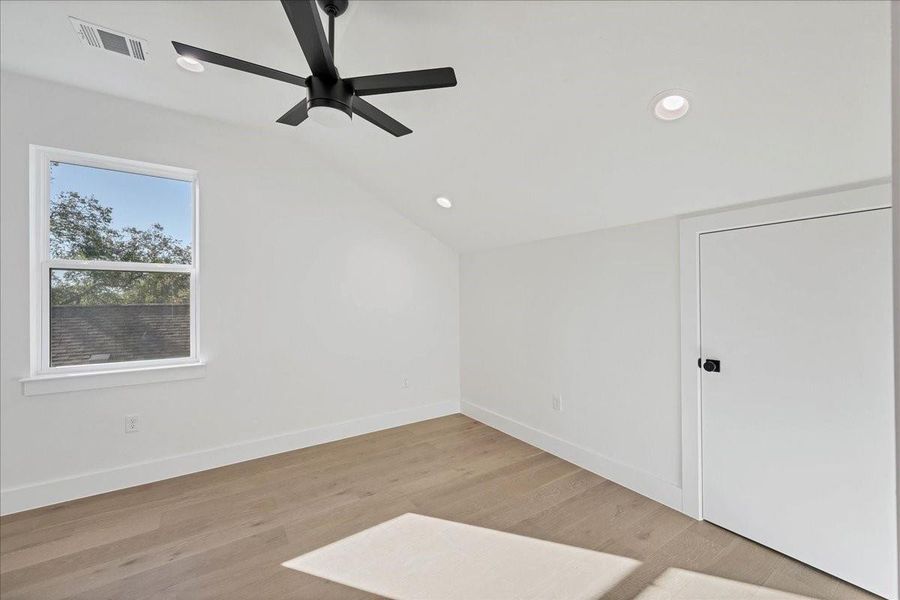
top-left (28, 146), bottom-right (200, 384)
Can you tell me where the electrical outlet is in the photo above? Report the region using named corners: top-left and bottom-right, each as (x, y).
top-left (125, 414), bottom-right (140, 433)
top-left (401, 378), bottom-right (409, 389)
top-left (552, 394), bottom-right (562, 411)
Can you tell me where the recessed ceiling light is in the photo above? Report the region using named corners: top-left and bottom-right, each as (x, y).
top-left (176, 56), bottom-right (204, 73)
top-left (435, 197), bottom-right (452, 209)
top-left (653, 91), bottom-right (690, 121)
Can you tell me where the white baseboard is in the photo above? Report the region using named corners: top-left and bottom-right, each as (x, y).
top-left (0, 400), bottom-right (460, 516)
top-left (2, 399), bottom-right (682, 517)
top-left (461, 399), bottom-right (683, 512)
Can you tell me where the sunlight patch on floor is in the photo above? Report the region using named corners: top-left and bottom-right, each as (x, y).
top-left (634, 568), bottom-right (819, 600)
top-left (282, 513), bottom-right (641, 600)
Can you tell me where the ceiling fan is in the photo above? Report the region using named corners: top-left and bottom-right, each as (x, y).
top-left (172, 0), bottom-right (457, 137)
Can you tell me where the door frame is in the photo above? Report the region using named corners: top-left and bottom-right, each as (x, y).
top-left (678, 179), bottom-right (891, 519)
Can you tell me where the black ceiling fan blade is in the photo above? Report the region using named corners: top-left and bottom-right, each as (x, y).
top-left (172, 42), bottom-right (307, 87)
top-left (352, 97), bottom-right (412, 137)
top-left (281, 0), bottom-right (339, 81)
top-left (346, 67), bottom-right (457, 96)
top-left (276, 100), bottom-right (309, 126)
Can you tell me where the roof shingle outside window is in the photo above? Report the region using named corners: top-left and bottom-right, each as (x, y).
top-left (50, 304), bottom-right (189, 367)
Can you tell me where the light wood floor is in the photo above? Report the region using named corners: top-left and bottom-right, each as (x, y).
top-left (0, 415), bottom-right (880, 600)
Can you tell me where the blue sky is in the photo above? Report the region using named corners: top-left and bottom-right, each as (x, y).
top-left (50, 162), bottom-right (193, 244)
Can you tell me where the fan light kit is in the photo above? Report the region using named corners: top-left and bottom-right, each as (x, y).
top-left (653, 92), bottom-right (690, 121)
top-left (176, 56), bottom-right (204, 72)
top-left (309, 104), bottom-right (351, 128)
top-left (435, 197), bottom-right (452, 209)
top-left (172, 0), bottom-right (457, 137)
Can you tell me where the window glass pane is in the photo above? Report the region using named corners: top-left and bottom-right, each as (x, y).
top-left (50, 269), bottom-right (190, 367)
top-left (49, 162), bottom-right (192, 264)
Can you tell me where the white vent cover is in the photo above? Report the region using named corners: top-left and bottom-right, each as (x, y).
top-left (69, 17), bottom-right (148, 62)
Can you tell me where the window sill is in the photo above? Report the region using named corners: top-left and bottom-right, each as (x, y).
top-left (20, 362), bottom-right (206, 396)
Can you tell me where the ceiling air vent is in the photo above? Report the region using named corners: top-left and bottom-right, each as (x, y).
top-left (69, 17), bottom-right (148, 62)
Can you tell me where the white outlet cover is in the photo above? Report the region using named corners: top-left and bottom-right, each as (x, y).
top-left (552, 394), bottom-right (562, 411)
top-left (125, 414), bottom-right (140, 433)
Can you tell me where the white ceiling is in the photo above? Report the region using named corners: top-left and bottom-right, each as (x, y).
top-left (0, 1), bottom-right (891, 252)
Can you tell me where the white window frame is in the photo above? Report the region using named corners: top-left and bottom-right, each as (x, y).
top-left (23, 145), bottom-right (203, 393)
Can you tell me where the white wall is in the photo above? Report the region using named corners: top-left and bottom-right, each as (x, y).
top-left (0, 71), bottom-right (460, 514)
top-left (891, 0), bottom-right (900, 592)
top-left (460, 218), bottom-right (683, 508)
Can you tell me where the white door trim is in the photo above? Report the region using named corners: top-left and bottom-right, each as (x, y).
top-left (678, 179), bottom-right (892, 519)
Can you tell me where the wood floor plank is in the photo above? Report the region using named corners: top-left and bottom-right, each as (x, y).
top-left (0, 415), bottom-right (880, 600)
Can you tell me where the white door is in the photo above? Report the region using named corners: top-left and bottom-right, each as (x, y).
top-left (700, 208), bottom-right (897, 599)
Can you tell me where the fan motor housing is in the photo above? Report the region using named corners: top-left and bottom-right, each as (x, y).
top-left (317, 0), bottom-right (349, 18)
top-left (306, 77), bottom-right (353, 117)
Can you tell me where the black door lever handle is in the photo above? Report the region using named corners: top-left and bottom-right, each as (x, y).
top-left (698, 358), bottom-right (721, 373)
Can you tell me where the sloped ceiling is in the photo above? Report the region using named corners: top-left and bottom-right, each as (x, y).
top-left (0, 0), bottom-right (891, 251)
